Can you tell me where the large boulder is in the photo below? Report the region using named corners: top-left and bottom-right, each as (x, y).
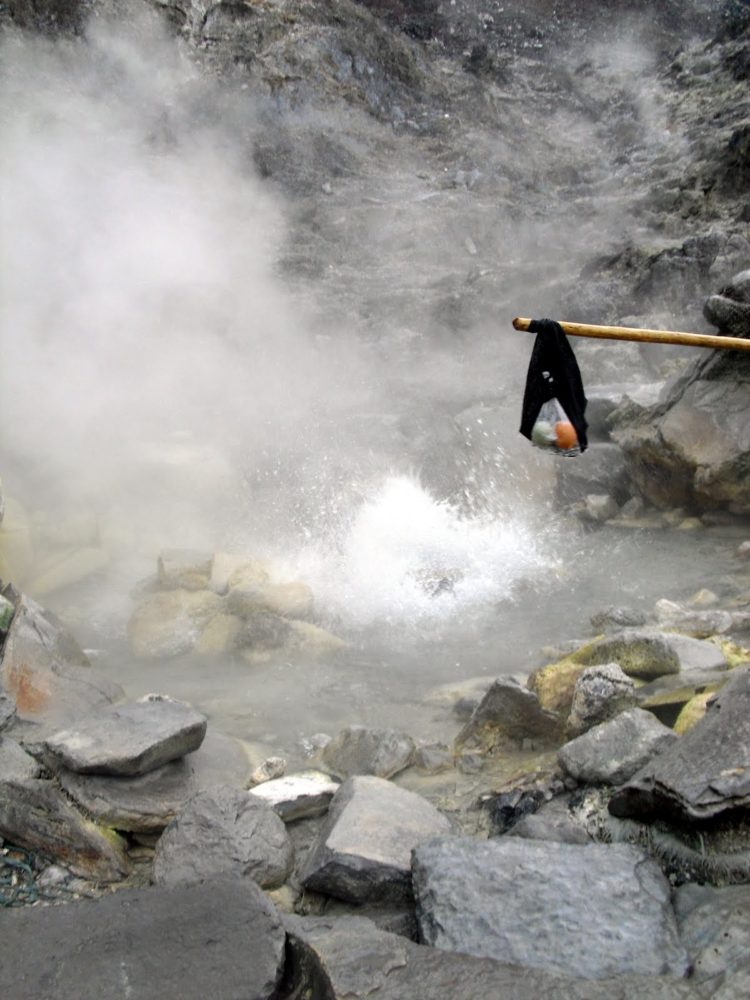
top-left (300, 775), bottom-right (451, 904)
top-left (609, 667), bottom-right (750, 823)
top-left (558, 708), bottom-right (678, 785)
top-left (1, 593), bottom-right (124, 724)
top-left (282, 914), bottom-right (698, 1000)
top-left (57, 729), bottom-right (253, 833)
top-left (413, 836), bottom-right (688, 980)
top-left (612, 274), bottom-right (750, 515)
top-left (153, 784), bottom-right (294, 889)
top-left (0, 878), bottom-right (285, 1000)
top-left (41, 695), bottom-right (207, 776)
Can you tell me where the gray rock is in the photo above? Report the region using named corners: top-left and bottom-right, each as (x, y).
top-left (566, 663), bottom-right (637, 737)
top-left (0, 763), bottom-right (129, 880)
top-left (413, 837), bottom-right (688, 980)
top-left (42, 695), bottom-right (207, 776)
top-left (609, 667), bottom-right (750, 822)
top-left (0, 878), bottom-right (285, 1000)
top-left (0, 692), bottom-right (16, 732)
top-left (675, 883), bottom-right (750, 983)
top-left (577, 628), bottom-right (726, 680)
top-left (153, 784), bottom-right (293, 890)
top-left (320, 725), bottom-right (415, 779)
top-left (58, 729), bottom-right (253, 832)
top-left (590, 606), bottom-right (648, 632)
top-left (413, 741), bottom-right (453, 773)
top-left (1, 594), bottom-right (124, 724)
top-left (157, 549), bottom-right (213, 590)
top-left (558, 708), bottom-right (678, 785)
top-left (249, 769), bottom-right (339, 821)
top-left (507, 797), bottom-right (591, 845)
top-left (300, 775), bottom-right (451, 904)
top-left (455, 676), bottom-right (562, 753)
top-left (283, 914), bottom-right (699, 1000)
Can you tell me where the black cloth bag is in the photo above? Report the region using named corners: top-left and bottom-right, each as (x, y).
top-left (519, 318), bottom-right (588, 452)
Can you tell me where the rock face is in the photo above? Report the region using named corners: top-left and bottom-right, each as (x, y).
top-left (153, 784), bottom-right (294, 889)
top-left (57, 729), bottom-right (253, 832)
top-left (413, 836), bottom-right (688, 980)
top-left (0, 878), bottom-right (286, 1000)
top-left (320, 726), bottom-right (415, 779)
top-left (283, 913), bottom-right (698, 1000)
top-left (300, 775), bottom-right (451, 904)
top-left (613, 271), bottom-right (750, 515)
top-left (609, 667), bottom-right (750, 823)
top-left (455, 677), bottom-right (562, 753)
top-left (42, 695), bottom-right (207, 776)
top-left (566, 663), bottom-right (637, 737)
top-left (1, 594), bottom-right (124, 723)
top-left (558, 708), bottom-right (678, 785)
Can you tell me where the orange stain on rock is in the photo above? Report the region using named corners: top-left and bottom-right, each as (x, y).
top-left (5, 661), bottom-right (50, 715)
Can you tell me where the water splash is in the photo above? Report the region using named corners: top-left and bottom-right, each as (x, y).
top-left (292, 474), bottom-right (559, 628)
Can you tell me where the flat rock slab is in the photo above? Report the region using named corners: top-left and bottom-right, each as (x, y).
top-left (1, 594), bottom-right (124, 723)
top-left (43, 696), bottom-right (207, 776)
top-left (455, 676), bottom-right (563, 753)
top-left (413, 836), bottom-right (688, 980)
top-left (558, 708), bottom-right (678, 785)
top-left (320, 726), bottom-right (415, 779)
top-left (283, 915), bottom-right (699, 1000)
top-left (0, 878), bottom-right (285, 1000)
top-left (153, 784), bottom-right (293, 889)
top-left (609, 667), bottom-right (750, 823)
top-left (249, 769), bottom-right (339, 821)
top-left (300, 775), bottom-right (452, 904)
top-left (58, 729), bottom-right (253, 832)
top-left (0, 767), bottom-right (129, 881)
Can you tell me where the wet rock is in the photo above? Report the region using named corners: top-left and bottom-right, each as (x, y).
top-left (566, 663), bottom-right (637, 737)
top-left (1, 593), bottom-right (124, 723)
top-left (582, 628), bottom-right (727, 679)
top-left (558, 708), bottom-right (678, 785)
top-left (674, 882), bottom-right (750, 984)
top-left (413, 837), bottom-right (688, 980)
top-left (0, 878), bottom-right (285, 1000)
top-left (238, 615), bottom-right (346, 663)
top-left (0, 739), bottom-right (129, 880)
top-left (320, 725), bottom-right (415, 779)
top-left (192, 611), bottom-right (241, 654)
top-left (300, 775), bottom-right (451, 904)
top-left (127, 588), bottom-right (222, 658)
top-left (42, 695), bottom-right (207, 776)
top-left (57, 729), bottom-right (253, 832)
top-left (153, 784), bottom-right (293, 890)
top-left (529, 657), bottom-right (591, 715)
top-left (283, 913), bottom-right (698, 1000)
top-left (210, 552), bottom-right (270, 593)
top-left (157, 549), bottom-right (212, 590)
top-left (609, 667), bottom-right (750, 823)
top-left (454, 677), bottom-right (563, 754)
top-left (506, 796), bottom-right (591, 845)
top-left (249, 769), bottom-right (339, 821)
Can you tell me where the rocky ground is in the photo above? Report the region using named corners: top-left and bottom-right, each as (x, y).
top-left (1, 1), bottom-right (750, 998)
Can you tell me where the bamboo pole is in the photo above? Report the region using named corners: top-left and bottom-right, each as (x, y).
top-left (512, 316), bottom-right (750, 353)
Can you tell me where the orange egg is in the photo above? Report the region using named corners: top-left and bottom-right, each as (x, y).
top-left (554, 421), bottom-right (578, 449)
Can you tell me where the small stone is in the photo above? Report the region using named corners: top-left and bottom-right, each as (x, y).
top-left (250, 756), bottom-right (287, 786)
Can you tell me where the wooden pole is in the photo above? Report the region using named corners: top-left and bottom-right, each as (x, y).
top-left (512, 316), bottom-right (750, 353)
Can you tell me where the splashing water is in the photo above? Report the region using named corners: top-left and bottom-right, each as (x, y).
top-left (292, 475), bottom-right (559, 629)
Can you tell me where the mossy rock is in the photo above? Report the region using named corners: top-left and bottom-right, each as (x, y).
top-left (673, 690), bottom-right (715, 734)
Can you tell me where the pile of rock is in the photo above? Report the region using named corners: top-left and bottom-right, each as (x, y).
top-left (128, 549), bottom-right (345, 663)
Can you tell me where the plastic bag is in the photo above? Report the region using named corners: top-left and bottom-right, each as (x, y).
top-left (530, 397), bottom-right (581, 455)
